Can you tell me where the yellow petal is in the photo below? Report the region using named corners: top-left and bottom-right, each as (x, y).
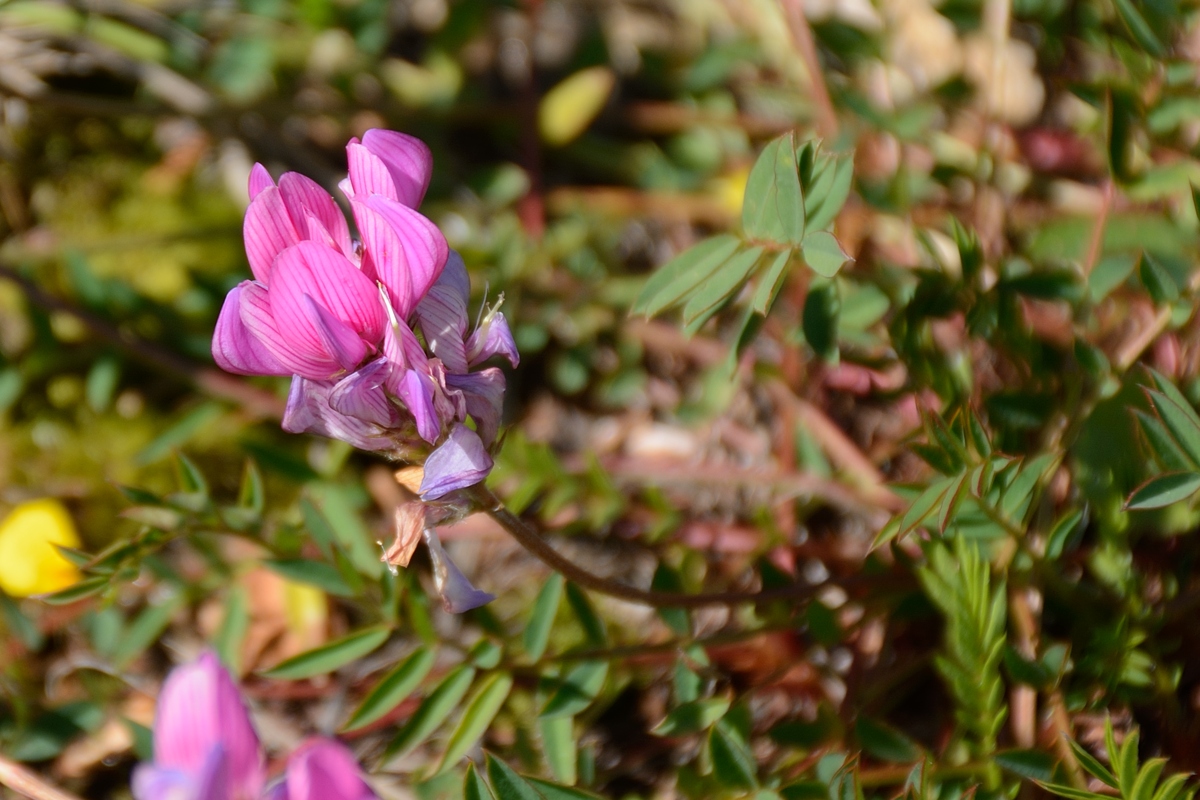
top-left (0, 499), bottom-right (82, 597)
top-left (538, 66), bottom-right (616, 147)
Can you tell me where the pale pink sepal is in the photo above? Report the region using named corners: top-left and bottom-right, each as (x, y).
top-left (422, 527), bottom-right (495, 613)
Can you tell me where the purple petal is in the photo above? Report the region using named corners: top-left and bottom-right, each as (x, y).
top-left (282, 739), bottom-right (378, 800)
top-left (466, 311), bottom-right (520, 369)
top-left (267, 242), bottom-right (386, 371)
top-left (328, 359), bottom-right (399, 428)
top-left (413, 251), bottom-right (470, 373)
top-left (243, 186), bottom-right (300, 283)
top-left (248, 163), bottom-right (275, 201)
top-left (360, 195), bottom-right (448, 311)
top-left (422, 527), bottom-right (495, 613)
top-left (278, 172), bottom-right (354, 257)
top-left (397, 369), bottom-right (441, 444)
top-left (212, 282), bottom-right (292, 377)
top-left (132, 764), bottom-right (196, 800)
top-left (152, 652), bottom-right (263, 799)
top-left (303, 294), bottom-right (368, 372)
top-left (283, 377), bottom-right (397, 452)
top-left (361, 128), bottom-right (433, 208)
top-left (382, 316), bottom-right (427, 380)
top-left (238, 280), bottom-right (339, 379)
top-left (419, 424), bottom-right (493, 500)
top-left (445, 368), bottom-right (505, 447)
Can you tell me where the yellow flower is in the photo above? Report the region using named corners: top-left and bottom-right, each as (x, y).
top-left (0, 499), bottom-right (82, 597)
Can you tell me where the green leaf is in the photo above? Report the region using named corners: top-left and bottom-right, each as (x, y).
top-left (802, 151), bottom-right (853, 232)
top-left (801, 231), bottom-right (851, 278)
top-left (995, 749), bottom-right (1058, 782)
top-left (1118, 729), bottom-right (1141, 800)
top-left (527, 778), bottom-right (607, 800)
top-left (681, 245), bottom-right (764, 333)
top-left (565, 584), bottom-right (606, 646)
top-left (652, 697), bottom-right (731, 737)
top-left (524, 574), bottom-right (564, 661)
top-left (237, 460), bottom-right (264, 514)
top-left (1045, 508), bottom-right (1085, 560)
top-left (1135, 410), bottom-right (1194, 472)
top-left (112, 592), bottom-right (184, 670)
top-left (465, 762), bottom-right (497, 800)
top-left (299, 498), bottom-right (337, 560)
top-left (263, 558), bottom-right (354, 597)
top-left (710, 722), bottom-right (757, 790)
top-left (261, 625), bottom-right (391, 680)
top-left (1152, 773), bottom-right (1192, 800)
top-left (1113, 0), bottom-right (1166, 56)
top-left (343, 647), bottom-right (436, 731)
top-left (742, 133), bottom-right (806, 245)
top-left (854, 717), bottom-right (921, 763)
top-left (1125, 472), bottom-right (1200, 510)
top-left (899, 476), bottom-right (957, 538)
top-left (751, 249), bottom-right (794, 315)
top-left (803, 281), bottom-right (840, 363)
top-left (539, 714), bottom-right (577, 785)
top-left (1108, 89), bottom-right (1138, 183)
top-left (1038, 782), bottom-right (1110, 800)
top-left (385, 664), bottom-right (477, 760)
top-left (85, 356), bottom-right (120, 413)
top-left (486, 753), bottom-right (544, 800)
top-left (631, 235), bottom-right (742, 318)
top-left (39, 576), bottom-right (109, 605)
top-left (0, 594), bottom-right (43, 650)
top-left (1067, 737), bottom-right (1116, 788)
top-left (439, 671), bottom-right (514, 772)
top-left (1132, 759), bottom-right (1169, 800)
top-left (1145, 382), bottom-right (1200, 467)
top-left (214, 587), bottom-right (248, 676)
top-left (1140, 252), bottom-right (1180, 304)
top-left (541, 661), bottom-right (608, 718)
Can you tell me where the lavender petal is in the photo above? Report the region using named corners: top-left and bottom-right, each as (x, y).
top-left (419, 424), bottom-right (493, 500)
top-left (422, 528), bottom-right (495, 613)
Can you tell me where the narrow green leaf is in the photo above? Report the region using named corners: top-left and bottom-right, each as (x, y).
top-left (855, 717), bottom-right (921, 763)
top-left (681, 245), bottom-right (764, 329)
top-left (1132, 759), bottom-right (1169, 800)
top-left (112, 592), bottom-right (183, 670)
top-left (995, 749), bottom-right (1058, 782)
top-left (261, 625), bottom-right (390, 680)
top-left (299, 497), bottom-right (337, 560)
top-left (899, 476), bottom-right (956, 537)
top-left (385, 664), bottom-right (477, 760)
top-left (1119, 729), bottom-right (1141, 800)
top-left (439, 672), bottom-right (514, 772)
top-left (343, 647), bottom-right (436, 731)
top-left (524, 574), bottom-right (564, 661)
top-left (540, 714), bottom-right (577, 785)
top-left (38, 576), bottom-right (109, 605)
top-left (1140, 252), bottom-right (1179, 304)
top-left (801, 230), bottom-right (851, 278)
top-left (652, 697), bottom-right (731, 737)
top-left (486, 753), bottom-right (544, 800)
top-left (465, 762), bottom-right (497, 800)
top-left (632, 234), bottom-right (742, 317)
top-left (1037, 782), bottom-right (1110, 800)
top-left (803, 152), bottom-right (853, 232)
top-left (1145, 389), bottom-right (1200, 467)
top-left (802, 280), bottom-right (840, 363)
top-left (1113, 0), bottom-right (1166, 56)
top-left (214, 587), bottom-right (248, 676)
top-left (1045, 508), bottom-right (1085, 560)
top-left (1152, 772), bottom-right (1192, 800)
top-left (0, 594), bottom-right (43, 650)
top-left (1135, 410), bottom-right (1195, 472)
top-left (751, 249), bottom-right (793, 315)
top-left (742, 133), bottom-right (805, 245)
top-left (237, 460), bottom-right (264, 514)
top-left (565, 584), bottom-right (606, 646)
top-left (527, 778), bottom-right (607, 800)
top-left (1125, 472), bottom-right (1200, 510)
top-left (541, 661), bottom-right (607, 718)
top-left (710, 722), bottom-right (757, 790)
top-left (263, 558), bottom-right (354, 597)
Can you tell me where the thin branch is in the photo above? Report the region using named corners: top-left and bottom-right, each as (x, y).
top-left (472, 485), bottom-right (837, 608)
top-left (0, 754), bottom-right (85, 800)
top-left (779, 0), bottom-right (838, 140)
top-left (0, 262), bottom-right (284, 420)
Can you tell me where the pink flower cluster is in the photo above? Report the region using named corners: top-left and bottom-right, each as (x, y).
top-left (134, 651), bottom-right (375, 800)
top-left (212, 130), bottom-right (518, 501)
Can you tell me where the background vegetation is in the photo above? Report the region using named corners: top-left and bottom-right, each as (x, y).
top-left (2, 0), bottom-right (1200, 799)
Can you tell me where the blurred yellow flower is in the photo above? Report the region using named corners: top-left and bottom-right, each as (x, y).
top-left (539, 66), bottom-right (616, 147)
top-left (0, 499), bottom-right (82, 597)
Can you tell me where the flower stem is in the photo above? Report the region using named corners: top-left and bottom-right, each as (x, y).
top-left (471, 485), bottom-right (830, 609)
top-left (0, 753), bottom-right (85, 800)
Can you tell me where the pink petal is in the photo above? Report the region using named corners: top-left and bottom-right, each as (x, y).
top-left (422, 527), bottom-right (495, 613)
top-left (419, 423), bottom-right (493, 499)
top-left (278, 172), bottom-right (353, 256)
top-left (282, 739), bottom-right (378, 800)
top-left (304, 294), bottom-right (368, 371)
top-left (243, 186), bottom-right (300, 283)
top-left (361, 128), bottom-right (433, 209)
top-left (268, 242), bottom-right (386, 366)
top-left (248, 163), bottom-right (275, 201)
top-left (382, 317), bottom-right (428, 383)
top-left (212, 282), bottom-right (292, 377)
top-left (414, 251), bottom-right (470, 373)
top-left (238, 281), bottom-right (339, 379)
top-left (328, 359), bottom-right (400, 428)
top-left (346, 142), bottom-right (398, 202)
top-left (353, 200), bottom-right (415, 316)
top-left (153, 652), bottom-right (264, 799)
top-left (361, 195), bottom-right (448, 310)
